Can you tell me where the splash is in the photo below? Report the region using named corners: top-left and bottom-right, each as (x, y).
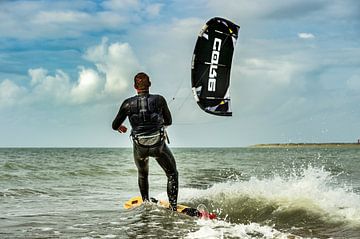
top-left (176, 166), bottom-right (360, 238)
top-left (185, 220), bottom-right (292, 239)
top-left (182, 166), bottom-right (360, 222)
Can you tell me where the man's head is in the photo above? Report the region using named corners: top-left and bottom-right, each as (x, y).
top-left (134, 72), bottom-right (151, 92)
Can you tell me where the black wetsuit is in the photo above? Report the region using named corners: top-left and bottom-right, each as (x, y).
top-left (112, 92), bottom-right (178, 210)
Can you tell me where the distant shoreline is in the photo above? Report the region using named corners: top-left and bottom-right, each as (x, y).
top-left (251, 143), bottom-right (360, 148)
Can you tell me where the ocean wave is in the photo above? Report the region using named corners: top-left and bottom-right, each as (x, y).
top-left (0, 162), bottom-right (122, 182)
top-left (60, 164), bottom-right (122, 177)
top-left (184, 167), bottom-right (244, 189)
top-left (175, 166), bottom-right (360, 238)
top-left (0, 188), bottom-right (53, 197)
top-left (2, 161), bottom-right (39, 171)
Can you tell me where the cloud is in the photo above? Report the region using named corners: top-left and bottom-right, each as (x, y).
top-left (298, 32), bottom-right (315, 39)
top-left (101, 0), bottom-right (140, 10)
top-left (71, 68), bottom-right (103, 104)
top-left (0, 1), bottom-right (129, 39)
top-left (84, 37), bottom-right (140, 96)
top-left (232, 57), bottom-right (304, 113)
top-left (28, 67), bottom-right (104, 105)
top-left (0, 79), bottom-right (27, 107)
top-left (239, 58), bottom-right (299, 85)
top-left (202, 0), bottom-right (326, 20)
top-left (0, 0), bottom-right (167, 39)
top-left (29, 68), bottom-right (48, 86)
top-left (126, 17), bottom-right (203, 91)
top-left (145, 3), bottom-right (163, 17)
top-left (28, 68), bottom-right (71, 104)
top-left (0, 38), bottom-right (140, 108)
top-left (33, 10), bottom-right (89, 25)
top-left (177, 0), bottom-right (360, 34)
top-left (101, 0), bottom-right (163, 18)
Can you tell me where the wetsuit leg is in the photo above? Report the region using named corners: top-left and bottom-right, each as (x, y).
top-left (153, 143), bottom-right (178, 210)
top-left (133, 143), bottom-right (150, 202)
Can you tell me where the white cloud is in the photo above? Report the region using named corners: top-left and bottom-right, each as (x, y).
top-left (204, 0), bottom-right (360, 21)
top-left (202, 0), bottom-right (324, 21)
top-left (145, 3), bottom-right (163, 18)
top-left (127, 17), bottom-right (203, 94)
top-left (29, 69), bottom-right (71, 104)
top-left (33, 10), bottom-right (89, 25)
top-left (101, 0), bottom-right (139, 11)
top-left (298, 32), bottom-right (315, 39)
top-left (71, 68), bottom-right (103, 104)
top-left (29, 68), bottom-right (48, 86)
top-left (0, 80), bottom-right (26, 107)
top-left (84, 38), bottom-right (140, 96)
top-left (101, 0), bottom-right (162, 18)
top-left (1, 38), bottom-right (140, 107)
top-left (240, 58), bottom-right (298, 85)
top-left (0, 0), bottom-right (171, 39)
top-left (0, 1), bottom-right (130, 39)
top-left (229, 55), bottom-right (311, 115)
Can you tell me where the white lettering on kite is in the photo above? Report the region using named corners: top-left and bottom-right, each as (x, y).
top-left (208, 38), bottom-right (222, 92)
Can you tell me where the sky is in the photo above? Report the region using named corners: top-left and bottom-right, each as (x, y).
top-left (0, 0), bottom-right (360, 147)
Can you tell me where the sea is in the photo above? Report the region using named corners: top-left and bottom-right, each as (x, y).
top-left (1, 147), bottom-right (360, 239)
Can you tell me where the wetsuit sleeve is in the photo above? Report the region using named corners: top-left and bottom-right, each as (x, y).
top-left (160, 96), bottom-right (172, 126)
top-left (112, 100), bottom-right (129, 130)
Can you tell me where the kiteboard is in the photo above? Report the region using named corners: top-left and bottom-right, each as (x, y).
top-left (124, 196), bottom-right (216, 220)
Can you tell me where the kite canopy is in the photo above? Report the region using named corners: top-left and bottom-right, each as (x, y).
top-left (191, 17), bottom-right (240, 116)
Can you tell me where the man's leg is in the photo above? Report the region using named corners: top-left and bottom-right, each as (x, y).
top-left (133, 144), bottom-right (150, 202)
top-left (154, 144), bottom-right (178, 210)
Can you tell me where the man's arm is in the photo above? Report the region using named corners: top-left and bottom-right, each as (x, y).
top-left (160, 96), bottom-right (172, 126)
top-left (112, 101), bottom-right (128, 131)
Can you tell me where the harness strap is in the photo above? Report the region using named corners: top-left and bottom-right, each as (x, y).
top-left (134, 132), bottom-right (162, 140)
top-left (131, 127), bottom-right (167, 148)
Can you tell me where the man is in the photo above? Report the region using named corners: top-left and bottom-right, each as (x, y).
top-left (112, 72), bottom-right (178, 211)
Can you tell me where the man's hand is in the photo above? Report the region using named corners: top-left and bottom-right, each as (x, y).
top-left (118, 125), bottom-right (128, 133)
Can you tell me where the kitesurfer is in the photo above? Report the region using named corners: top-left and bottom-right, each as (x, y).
top-left (112, 72), bottom-right (178, 211)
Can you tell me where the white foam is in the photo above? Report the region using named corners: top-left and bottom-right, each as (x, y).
top-left (185, 220), bottom-right (292, 239)
top-left (180, 166), bottom-right (360, 224)
top-left (100, 235), bottom-right (117, 239)
top-left (40, 227), bottom-right (53, 231)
